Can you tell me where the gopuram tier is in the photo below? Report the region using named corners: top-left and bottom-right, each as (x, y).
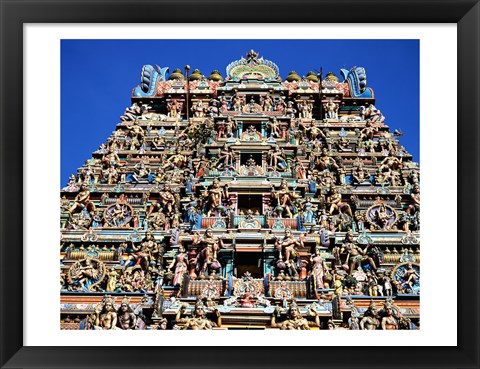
top-left (60, 50), bottom-right (420, 330)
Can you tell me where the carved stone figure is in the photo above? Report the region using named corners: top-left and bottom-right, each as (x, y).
top-left (360, 300), bottom-right (380, 330)
top-left (203, 179), bottom-right (229, 217)
top-left (352, 160), bottom-right (369, 185)
top-left (297, 100), bottom-right (313, 119)
top-left (123, 230), bottom-right (160, 272)
top-left (401, 262), bottom-right (420, 293)
top-left (339, 231), bottom-right (377, 275)
top-left (271, 300), bottom-right (312, 330)
top-left (193, 228), bottom-right (224, 277)
top-left (260, 94), bottom-right (274, 111)
top-left (191, 100), bottom-right (207, 118)
top-left (324, 99), bottom-right (339, 119)
top-left (267, 146), bottom-right (288, 171)
top-left (381, 304), bottom-right (398, 330)
top-left (120, 103), bottom-right (141, 123)
top-left (148, 184), bottom-right (177, 218)
top-left (407, 185), bottom-right (420, 215)
top-left (94, 295), bottom-right (118, 330)
top-left (68, 257), bottom-right (105, 291)
top-left (328, 187), bottom-right (353, 218)
top-left (271, 179), bottom-right (299, 218)
top-left (167, 245), bottom-right (188, 289)
top-left (67, 183), bottom-right (96, 216)
top-left (243, 98), bottom-right (261, 114)
top-left (266, 117), bottom-right (282, 137)
top-left (106, 267), bottom-right (119, 292)
top-left (275, 229), bottom-right (303, 264)
top-left (176, 298), bottom-right (220, 329)
top-left (310, 248), bottom-right (331, 289)
top-left (116, 296), bottom-right (138, 330)
top-left (315, 148), bottom-right (338, 171)
top-left (285, 101), bottom-right (297, 118)
top-left (361, 104), bottom-right (385, 124)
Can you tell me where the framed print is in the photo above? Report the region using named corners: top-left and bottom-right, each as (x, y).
top-left (1, 1), bottom-right (479, 369)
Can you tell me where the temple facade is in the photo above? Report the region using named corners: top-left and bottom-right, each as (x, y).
top-left (60, 50), bottom-right (420, 330)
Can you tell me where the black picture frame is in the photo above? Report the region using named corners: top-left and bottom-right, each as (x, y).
top-left (1, 1), bottom-right (478, 368)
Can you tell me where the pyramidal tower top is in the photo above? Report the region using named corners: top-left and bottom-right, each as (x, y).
top-left (61, 50), bottom-right (420, 331)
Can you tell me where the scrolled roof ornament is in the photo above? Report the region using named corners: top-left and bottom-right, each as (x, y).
top-left (226, 50), bottom-right (280, 81)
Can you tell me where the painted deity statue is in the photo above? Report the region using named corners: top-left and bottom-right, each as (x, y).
top-left (67, 183), bottom-right (96, 216)
top-left (310, 248), bottom-right (331, 289)
top-left (271, 301), bottom-right (314, 330)
top-left (360, 300), bottom-right (380, 330)
top-left (175, 299), bottom-right (220, 330)
top-left (193, 228), bottom-right (224, 277)
top-left (94, 295), bottom-right (118, 330)
top-left (123, 230), bottom-right (160, 271)
top-left (167, 245), bottom-right (189, 289)
top-left (116, 296), bottom-right (138, 330)
top-left (203, 179), bottom-right (229, 217)
top-left (271, 179), bottom-right (299, 218)
top-left (275, 229), bottom-right (303, 264)
top-left (339, 231), bottom-right (377, 275)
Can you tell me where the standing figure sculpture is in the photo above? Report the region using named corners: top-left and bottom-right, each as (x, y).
top-left (167, 100), bottom-right (182, 119)
top-left (103, 165), bottom-right (119, 185)
top-left (407, 185), bottom-right (420, 216)
top-left (215, 145), bottom-right (235, 169)
top-left (191, 100), bottom-right (207, 118)
top-left (208, 98), bottom-right (220, 117)
top-left (94, 295), bottom-right (117, 330)
top-left (275, 229), bottom-right (303, 264)
top-left (116, 296), bottom-right (138, 330)
top-left (224, 116), bottom-right (237, 138)
top-left (231, 93), bottom-right (245, 112)
top-left (310, 248), bottom-right (331, 290)
top-left (271, 179), bottom-right (299, 218)
top-left (126, 120), bottom-right (145, 150)
top-left (102, 148), bottom-right (120, 169)
top-left (167, 245), bottom-right (189, 289)
top-left (266, 117), bottom-right (282, 138)
top-left (203, 179), bottom-right (229, 217)
top-left (275, 98), bottom-right (286, 114)
top-left (106, 267), bottom-right (119, 292)
top-left (359, 121), bottom-right (378, 141)
top-left (298, 100), bottom-right (313, 119)
top-left (285, 101), bottom-right (297, 118)
top-left (339, 231), bottom-right (377, 275)
top-left (324, 99), bottom-right (339, 119)
top-left (193, 228), bottom-right (224, 277)
top-left (381, 304), bottom-right (398, 330)
top-left (359, 300), bottom-right (380, 330)
top-left (267, 146), bottom-right (288, 171)
top-left (260, 94), bottom-right (274, 111)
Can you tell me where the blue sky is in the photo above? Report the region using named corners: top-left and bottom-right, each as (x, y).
top-left (61, 39), bottom-right (419, 186)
